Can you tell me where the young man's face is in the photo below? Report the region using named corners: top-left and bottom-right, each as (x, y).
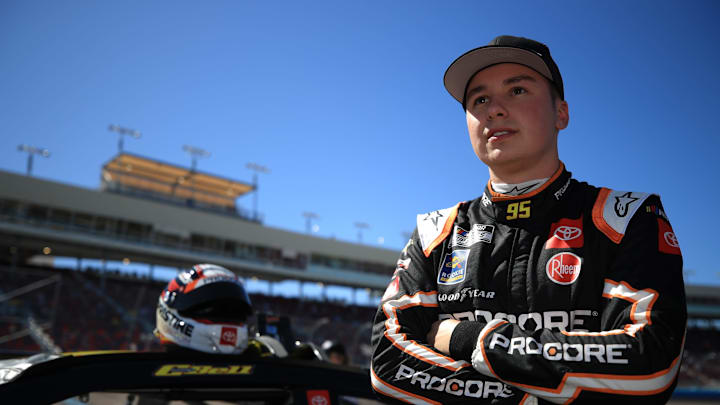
top-left (464, 63), bottom-right (568, 179)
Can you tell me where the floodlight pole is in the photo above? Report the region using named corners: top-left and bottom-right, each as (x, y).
top-left (354, 222), bottom-right (369, 243)
top-left (108, 125), bottom-right (141, 154)
top-left (182, 145), bottom-right (211, 172)
top-left (17, 145), bottom-right (50, 176)
top-left (246, 162), bottom-right (270, 221)
top-left (182, 145), bottom-right (211, 204)
top-left (302, 211), bottom-right (319, 234)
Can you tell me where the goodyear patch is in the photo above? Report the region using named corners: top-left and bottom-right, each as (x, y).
top-left (437, 249), bottom-right (469, 285)
top-left (154, 364), bottom-right (254, 377)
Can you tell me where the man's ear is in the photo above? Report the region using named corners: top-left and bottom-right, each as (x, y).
top-left (556, 100), bottom-right (569, 131)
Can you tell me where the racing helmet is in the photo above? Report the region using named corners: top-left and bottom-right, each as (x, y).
top-left (155, 264), bottom-right (253, 354)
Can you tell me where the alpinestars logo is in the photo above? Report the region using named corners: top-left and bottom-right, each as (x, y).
top-left (451, 224), bottom-right (494, 248)
top-left (423, 211), bottom-right (445, 231)
top-left (614, 192), bottom-right (639, 217)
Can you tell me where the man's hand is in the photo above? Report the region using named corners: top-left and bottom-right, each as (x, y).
top-left (426, 319), bottom-right (460, 355)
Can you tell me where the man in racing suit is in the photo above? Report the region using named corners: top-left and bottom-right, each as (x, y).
top-left (370, 35), bottom-right (686, 404)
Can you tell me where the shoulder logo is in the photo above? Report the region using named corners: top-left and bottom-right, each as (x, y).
top-left (664, 232), bottom-right (679, 247)
top-left (438, 250), bottom-right (469, 285)
top-left (416, 204), bottom-right (459, 255)
top-left (422, 210), bottom-right (445, 231)
top-left (614, 192), bottom-right (639, 217)
top-left (546, 217), bottom-right (583, 249)
top-left (546, 252), bottom-right (582, 285)
top-left (451, 224), bottom-right (494, 248)
top-left (657, 218), bottom-right (681, 255)
top-left (594, 189), bottom-right (651, 244)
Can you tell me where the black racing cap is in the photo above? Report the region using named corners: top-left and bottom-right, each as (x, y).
top-left (443, 35), bottom-right (564, 106)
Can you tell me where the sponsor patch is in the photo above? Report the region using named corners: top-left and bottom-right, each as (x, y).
top-left (546, 252), bottom-right (581, 285)
top-left (154, 364), bottom-right (253, 377)
top-left (451, 224), bottom-right (494, 248)
top-left (554, 178), bottom-right (571, 200)
top-left (614, 192), bottom-right (639, 217)
top-left (438, 250), bottom-right (469, 285)
top-left (546, 217), bottom-right (583, 249)
top-left (487, 334), bottom-right (628, 364)
top-left (481, 193), bottom-right (492, 207)
top-left (440, 309), bottom-right (595, 332)
top-left (594, 189), bottom-right (650, 244)
top-left (158, 306), bottom-right (194, 339)
top-left (646, 205), bottom-right (669, 221)
top-left (306, 390), bottom-right (331, 405)
top-left (438, 288), bottom-right (495, 302)
top-left (395, 364), bottom-right (514, 399)
top-left (220, 327), bottom-right (238, 346)
top-left (657, 218), bottom-right (681, 255)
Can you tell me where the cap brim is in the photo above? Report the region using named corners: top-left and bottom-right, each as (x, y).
top-left (443, 46), bottom-right (554, 105)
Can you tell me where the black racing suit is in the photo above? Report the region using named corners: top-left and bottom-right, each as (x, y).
top-left (370, 165), bottom-right (686, 404)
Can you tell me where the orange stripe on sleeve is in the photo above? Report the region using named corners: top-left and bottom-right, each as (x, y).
top-left (478, 319), bottom-right (510, 379)
top-left (423, 203), bottom-right (460, 257)
top-left (381, 291), bottom-right (470, 372)
top-left (490, 280), bottom-right (677, 401)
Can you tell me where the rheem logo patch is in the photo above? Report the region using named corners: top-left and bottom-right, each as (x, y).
top-left (220, 327), bottom-right (238, 346)
top-left (546, 253), bottom-right (582, 285)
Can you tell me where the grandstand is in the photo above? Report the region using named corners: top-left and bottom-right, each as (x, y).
top-left (1, 156), bottom-right (720, 399)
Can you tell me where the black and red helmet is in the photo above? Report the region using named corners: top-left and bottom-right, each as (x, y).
top-left (155, 264), bottom-right (253, 354)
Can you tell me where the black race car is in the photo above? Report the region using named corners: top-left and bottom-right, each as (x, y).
top-left (0, 349), bottom-right (379, 404)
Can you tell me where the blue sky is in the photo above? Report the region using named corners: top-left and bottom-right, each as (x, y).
top-left (2, 1), bottom-right (720, 286)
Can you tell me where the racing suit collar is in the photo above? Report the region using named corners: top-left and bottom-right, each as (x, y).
top-left (486, 162), bottom-right (566, 202)
top-left (481, 163), bottom-right (573, 226)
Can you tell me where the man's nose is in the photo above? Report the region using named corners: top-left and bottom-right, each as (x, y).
top-left (487, 99), bottom-right (508, 120)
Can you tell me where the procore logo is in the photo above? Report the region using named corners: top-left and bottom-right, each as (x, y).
top-left (546, 252), bottom-right (581, 285)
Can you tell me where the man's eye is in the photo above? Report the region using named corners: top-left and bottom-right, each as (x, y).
top-left (512, 87), bottom-right (527, 95)
top-left (473, 96), bottom-right (488, 105)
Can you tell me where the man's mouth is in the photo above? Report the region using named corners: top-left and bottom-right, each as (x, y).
top-left (485, 128), bottom-right (516, 140)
